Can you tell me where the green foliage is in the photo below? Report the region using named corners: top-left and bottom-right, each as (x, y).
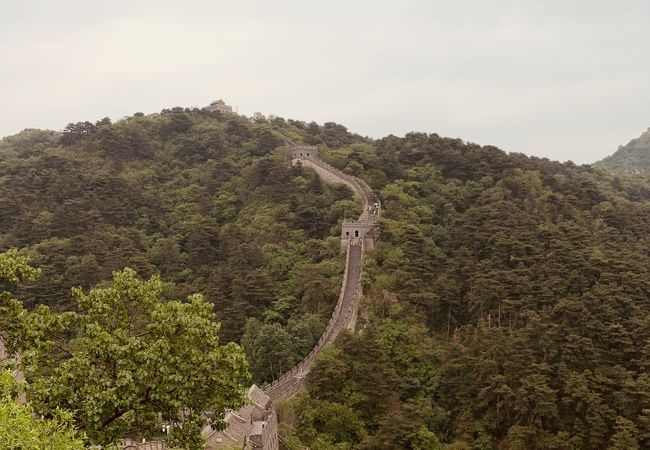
top-left (0, 110), bottom-right (355, 344)
top-left (279, 329), bottom-right (445, 449)
top-left (0, 128), bottom-right (59, 159)
top-left (0, 371), bottom-right (85, 449)
top-left (4, 109), bottom-right (650, 449)
top-left (0, 249), bottom-right (40, 356)
top-left (242, 318), bottom-right (296, 383)
top-left (597, 127), bottom-right (650, 176)
top-left (0, 111), bottom-right (365, 443)
top-left (0, 248), bottom-right (41, 284)
top-left (5, 268), bottom-right (250, 448)
top-left (608, 416), bottom-right (640, 450)
top-left (241, 312), bottom-right (325, 383)
top-left (297, 131), bottom-right (650, 448)
top-left (278, 390), bottom-right (367, 449)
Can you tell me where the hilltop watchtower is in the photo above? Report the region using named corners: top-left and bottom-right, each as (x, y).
top-left (204, 99), bottom-right (234, 114)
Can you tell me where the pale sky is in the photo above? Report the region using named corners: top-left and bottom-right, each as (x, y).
top-left (2, 0), bottom-right (649, 163)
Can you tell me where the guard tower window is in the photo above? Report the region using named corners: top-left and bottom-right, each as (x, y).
top-left (345, 231), bottom-right (350, 237)
top-left (307, 153), bottom-right (310, 156)
top-left (355, 230), bottom-right (359, 238)
top-left (300, 152), bottom-right (303, 156)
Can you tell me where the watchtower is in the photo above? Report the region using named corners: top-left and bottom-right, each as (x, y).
top-left (286, 145), bottom-right (319, 160)
top-left (341, 220), bottom-right (375, 250)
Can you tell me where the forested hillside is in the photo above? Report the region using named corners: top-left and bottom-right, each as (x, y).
top-left (280, 134), bottom-right (650, 449)
top-left (2, 110), bottom-right (650, 449)
top-left (0, 109), bottom-right (362, 383)
top-left (597, 128), bottom-right (650, 176)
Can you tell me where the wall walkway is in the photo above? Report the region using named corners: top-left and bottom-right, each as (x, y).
top-left (263, 147), bottom-right (379, 401)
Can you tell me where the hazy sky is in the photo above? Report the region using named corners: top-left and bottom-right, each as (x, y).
top-left (2, 0), bottom-right (649, 163)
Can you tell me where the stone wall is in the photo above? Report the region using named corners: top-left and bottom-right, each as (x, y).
top-left (121, 439), bottom-right (166, 450)
top-left (263, 144), bottom-right (378, 402)
top-left (262, 241), bottom-right (363, 400)
top-left (286, 145), bottom-right (319, 160)
top-left (247, 407), bottom-right (278, 450)
top-left (120, 143), bottom-right (378, 449)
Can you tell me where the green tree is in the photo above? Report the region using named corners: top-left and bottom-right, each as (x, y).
top-left (0, 371), bottom-right (85, 450)
top-left (3, 266), bottom-right (249, 449)
top-left (0, 248), bottom-right (41, 284)
top-left (242, 318), bottom-right (297, 383)
top-left (0, 249), bottom-right (41, 354)
top-left (608, 416), bottom-right (639, 450)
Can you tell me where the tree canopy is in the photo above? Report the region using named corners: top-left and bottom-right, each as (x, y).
top-left (1, 249), bottom-right (249, 448)
top-left (0, 371), bottom-right (85, 450)
top-left (280, 129), bottom-right (650, 449)
top-left (3, 109), bottom-right (650, 448)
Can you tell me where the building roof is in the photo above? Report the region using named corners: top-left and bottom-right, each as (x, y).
top-left (204, 385), bottom-right (272, 448)
top-left (248, 384), bottom-right (270, 409)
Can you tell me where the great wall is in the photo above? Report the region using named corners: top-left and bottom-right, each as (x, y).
top-left (0, 141), bottom-right (379, 450)
top-left (202, 143), bottom-right (380, 449)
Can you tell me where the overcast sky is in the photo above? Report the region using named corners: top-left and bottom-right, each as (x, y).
top-left (2, 0), bottom-right (649, 163)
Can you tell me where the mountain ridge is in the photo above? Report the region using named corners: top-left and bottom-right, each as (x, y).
top-left (597, 127), bottom-right (650, 175)
top-left (2, 108), bottom-right (650, 448)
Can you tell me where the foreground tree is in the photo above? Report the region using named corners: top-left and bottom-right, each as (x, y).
top-left (1, 253), bottom-right (249, 449)
top-left (0, 371), bottom-right (85, 449)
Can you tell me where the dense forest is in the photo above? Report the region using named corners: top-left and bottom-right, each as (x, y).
top-left (2, 108), bottom-right (650, 449)
top-left (0, 111), bottom-right (364, 385)
top-left (597, 128), bottom-right (650, 176)
top-left (280, 132), bottom-right (650, 449)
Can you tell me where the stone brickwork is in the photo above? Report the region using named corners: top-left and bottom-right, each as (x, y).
top-left (203, 385), bottom-right (278, 450)
top-left (286, 143), bottom-right (320, 160)
top-left (263, 241), bottom-right (363, 400)
top-left (121, 440), bottom-right (166, 450)
top-left (204, 99), bottom-right (234, 114)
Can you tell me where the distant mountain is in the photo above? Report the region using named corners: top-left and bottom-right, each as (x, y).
top-left (597, 127), bottom-right (650, 175)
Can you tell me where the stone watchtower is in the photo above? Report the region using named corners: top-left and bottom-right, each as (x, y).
top-left (204, 99), bottom-right (234, 114)
top-left (340, 183), bottom-right (380, 251)
top-left (286, 144), bottom-right (319, 160)
top-left (341, 221), bottom-right (374, 250)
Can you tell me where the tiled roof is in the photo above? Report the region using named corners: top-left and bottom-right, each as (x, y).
top-left (204, 384), bottom-right (273, 448)
top-left (248, 384), bottom-right (270, 409)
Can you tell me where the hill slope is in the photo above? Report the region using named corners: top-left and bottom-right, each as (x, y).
top-left (597, 127), bottom-right (650, 175)
top-left (284, 133), bottom-right (650, 449)
top-left (0, 110), bottom-right (364, 374)
top-left (3, 110), bottom-right (650, 449)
